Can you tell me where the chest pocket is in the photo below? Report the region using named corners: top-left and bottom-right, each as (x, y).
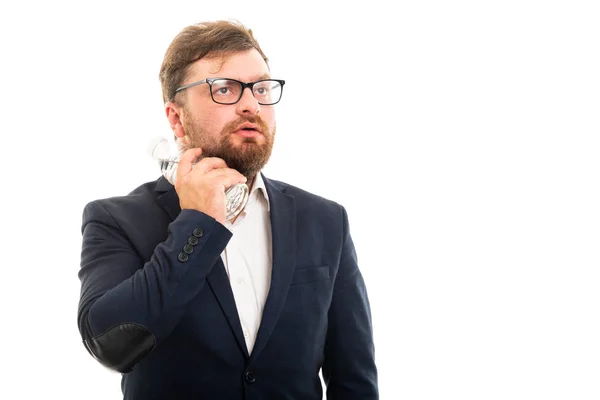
top-left (289, 265), bottom-right (331, 286)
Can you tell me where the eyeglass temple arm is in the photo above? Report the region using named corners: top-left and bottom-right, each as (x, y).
top-left (174, 79), bottom-right (209, 94)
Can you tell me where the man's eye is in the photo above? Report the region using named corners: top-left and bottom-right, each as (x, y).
top-left (214, 86), bottom-right (232, 95)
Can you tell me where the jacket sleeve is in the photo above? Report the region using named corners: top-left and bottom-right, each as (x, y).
top-left (77, 201), bottom-right (232, 373)
top-left (322, 206), bottom-right (379, 399)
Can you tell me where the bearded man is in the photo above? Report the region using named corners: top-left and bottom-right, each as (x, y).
top-left (77, 19), bottom-right (378, 400)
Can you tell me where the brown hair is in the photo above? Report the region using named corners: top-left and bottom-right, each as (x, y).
top-left (159, 20), bottom-right (269, 104)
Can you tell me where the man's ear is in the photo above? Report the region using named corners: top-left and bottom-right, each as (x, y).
top-left (165, 102), bottom-right (186, 140)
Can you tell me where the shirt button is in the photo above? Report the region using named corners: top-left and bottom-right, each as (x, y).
top-left (236, 278), bottom-right (244, 284)
top-left (245, 371), bottom-right (256, 384)
top-left (193, 228), bottom-right (204, 238)
top-left (243, 330), bottom-right (249, 338)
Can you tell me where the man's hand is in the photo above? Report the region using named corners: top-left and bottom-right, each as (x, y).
top-left (174, 148), bottom-right (247, 225)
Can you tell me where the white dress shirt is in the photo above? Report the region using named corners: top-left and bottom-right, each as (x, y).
top-left (221, 173), bottom-right (272, 354)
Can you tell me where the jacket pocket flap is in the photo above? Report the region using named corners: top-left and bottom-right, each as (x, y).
top-left (290, 266), bottom-right (331, 286)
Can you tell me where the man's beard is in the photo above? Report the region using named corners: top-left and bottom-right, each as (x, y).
top-left (181, 113), bottom-right (275, 178)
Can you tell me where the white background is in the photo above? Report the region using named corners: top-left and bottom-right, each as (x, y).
top-left (1, 0), bottom-right (599, 399)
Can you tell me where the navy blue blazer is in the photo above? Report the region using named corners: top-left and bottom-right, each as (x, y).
top-left (77, 174), bottom-right (378, 399)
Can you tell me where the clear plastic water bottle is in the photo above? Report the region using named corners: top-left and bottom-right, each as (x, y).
top-left (147, 136), bottom-right (249, 220)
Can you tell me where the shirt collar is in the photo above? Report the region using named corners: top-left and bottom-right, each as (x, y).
top-left (250, 172), bottom-right (270, 212)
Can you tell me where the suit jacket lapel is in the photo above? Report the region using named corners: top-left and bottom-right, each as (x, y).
top-left (155, 177), bottom-right (181, 221)
top-left (250, 174), bottom-right (297, 361)
top-left (206, 259), bottom-right (251, 358)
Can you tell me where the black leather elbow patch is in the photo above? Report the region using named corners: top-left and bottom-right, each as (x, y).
top-left (84, 323), bottom-right (156, 373)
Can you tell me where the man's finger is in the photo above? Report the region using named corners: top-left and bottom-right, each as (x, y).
top-left (205, 169), bottom-right (248, 188)
top-left (192, 157), bottom-right (228, 174)
top-left (177, 148), bottom-right (203, 180)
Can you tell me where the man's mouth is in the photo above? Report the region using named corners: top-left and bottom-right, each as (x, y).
top-left (234, 128), bottom-right (261, 138)
top-left (233, 123), bottom-right (262, 138)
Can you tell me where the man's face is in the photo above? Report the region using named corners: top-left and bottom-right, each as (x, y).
top-left (176, 49), bottom-right (277, 178)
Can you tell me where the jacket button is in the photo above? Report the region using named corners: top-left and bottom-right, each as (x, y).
top-left (183, 244), bottom-right (194, 254)
top-left (193, 228), bottom-right (204, 238)
top-left (188, 236), bottom-right (199, 246)
top-left (245, 371), bottom-right (256, 384)
top-left (177, 252), bottom-right (189, 262)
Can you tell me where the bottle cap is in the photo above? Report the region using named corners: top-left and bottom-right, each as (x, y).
top-left (147, 136), bottom-right (171, 160)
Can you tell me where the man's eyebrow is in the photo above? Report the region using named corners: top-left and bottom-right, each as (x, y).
top-left (249, 73), bottom-right (271, 81)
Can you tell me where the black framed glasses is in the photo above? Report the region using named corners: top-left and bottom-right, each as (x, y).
top-left (174, 78), bottom-right (285, 105)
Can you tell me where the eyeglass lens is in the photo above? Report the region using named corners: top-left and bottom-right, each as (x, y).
top-left (210, 79), bottom-right (282, 105)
